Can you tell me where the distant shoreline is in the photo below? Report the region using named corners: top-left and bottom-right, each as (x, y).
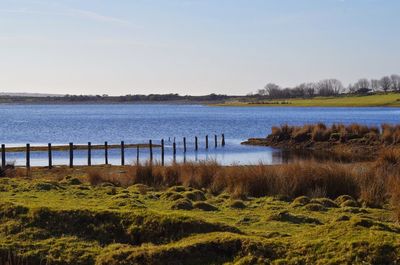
top-left (213, 93), bottom-right (400, 108)
top-left (1, 92), bottom-right (399, 107)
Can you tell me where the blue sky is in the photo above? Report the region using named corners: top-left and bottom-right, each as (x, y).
top-left (0, 0), bottom-right (399, 95)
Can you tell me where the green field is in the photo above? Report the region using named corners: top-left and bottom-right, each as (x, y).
top-left (1, 166), bottom-right (399, 264)
top-left (217, 93), bottom-right (400, 107)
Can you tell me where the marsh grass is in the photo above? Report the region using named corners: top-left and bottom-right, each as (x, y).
top-left (268, 122), bottom-right (400, 145)
top-left (1, 159), bottom-right (400, 264)
top-left (82, 152), bottom-right (391, 209)
top-left (76, 148), bottom-right (397, 221)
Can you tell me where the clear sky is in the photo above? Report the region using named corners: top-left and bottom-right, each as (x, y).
top-left (0, 0), bottom-right (399, 96)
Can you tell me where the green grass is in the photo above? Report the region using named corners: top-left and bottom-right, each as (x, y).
top-left (1, 172), bottom-right (400, 264)
top-left (216, 93), bottom-right (400, 107)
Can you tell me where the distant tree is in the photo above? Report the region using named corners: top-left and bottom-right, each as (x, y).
top-left (304, 83), bottom-right (316, 98)
top-left (347, 84), bottom-right (357, 93)
top-left (291, 85), bottom-right (306, 98)
top-left (370, 79), bottom-right (380, 92)
top-left (380, 76), bottom-right (392, 92)
top-left (354, 78), bottom-right (370, 90)
top-left (390, 74), bottom-right (400, 91)
top-left (263, 83), bottom-right (282, 98)
top-left (264, 83), bottom-right (280, 94)
top-left (331, 79), bottom-right (344, 95)
top-left (317, 79), bottom-right (344, 96)
top-left (257, 89), bottom-right (267, 96)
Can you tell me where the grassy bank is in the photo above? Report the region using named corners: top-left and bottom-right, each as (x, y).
top-left (216, 93), bottom-right (400, 107)
top-left (1, 156), bottom-right (400, 264)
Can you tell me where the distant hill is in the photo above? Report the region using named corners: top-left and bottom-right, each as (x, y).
top-left (0, 92), bottom-right (64, 97)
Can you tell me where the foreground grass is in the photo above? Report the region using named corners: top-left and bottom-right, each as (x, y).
top-left (1, 166), bottom-right (399, 264)
top-left (216, 93), bottom-right (400, 107)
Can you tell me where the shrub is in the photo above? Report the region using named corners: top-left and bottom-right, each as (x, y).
top-left (292, 126), bottom-right (312, 142)
top-left (312, 126), bottom-right (331, 142)
top-left (87, 168), bottom-right (105, 186)
top-left (0, 163), bottom-right (16, 178)
top-left (389, 178), bottom-right (400, 222)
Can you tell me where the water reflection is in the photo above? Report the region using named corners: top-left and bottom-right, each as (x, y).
top-left (3, 143), bottom-right (371, 167)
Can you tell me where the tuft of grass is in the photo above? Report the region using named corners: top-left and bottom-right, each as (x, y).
top-left (193, 202), bottom-right (218, 212)
top-left (228, 200), bottom-right (246, 209)
top-left (87, 168), bottom-right (105, 186)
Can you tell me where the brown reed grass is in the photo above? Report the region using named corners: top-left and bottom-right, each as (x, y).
top-left (268, 122), bottom-right (400, 145)
top-left (79, 146), bottom-right (400, 221)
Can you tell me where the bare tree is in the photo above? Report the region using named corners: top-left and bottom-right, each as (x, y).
top-left (253, 74), bottom-right (399, 99)
top-left (390, 74), bottom-right (400, 91)
top-left (370, 79), bottom-right (380, 92)
top-left (264, 83), bottom-right (281, 98)
top-left (331, 79), bottom-right (344, 94)
top-left (354, 78), bottom-right (370, 90)
top-left (257, 89), bottom-right (267, 96)
top-left (317, 79), bottom-right (344, 96)
top-left (380, 76), bottom-right (392, 92)
top-left (300, 83), bottom-right (316, 98)
top-left (347, 83), bottom-right (357, 93)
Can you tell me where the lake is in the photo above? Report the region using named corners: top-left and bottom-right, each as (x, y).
top-left (1, 104), bottom-right (399, 166)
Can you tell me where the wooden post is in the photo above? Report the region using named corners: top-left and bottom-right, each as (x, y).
top-left (173, 141), bottom-right (177, 163)
top-left (195, 136), bottom-right (198, 151)
top-left (222, 133), bottom-right (225, 147)
top-left (161, 139), bottom-right (165, 166)
top-left (87, 142), bottom-right (91, 166)
top-left (205, 135), bottom-right (209, 149)
top-left (183, 137), bottom-right (186, 153)
top-left (136, 145), bottom-right (139, 164)
top-left (121, 141), bottom-right (125, 166)
top-left (104, 141), bottom-right (108, 165)
top-left (214, 135), bottom-right (218, 148)
top-left (26, 143), bottom-right (30, 169)
top-left (1, 144), bottom-right (5, 168)
top-left (149, 140), bottom-right (153, 162)
top-left (48, 143), bottom-right (52, 169)
top-left (69, 142), bottom-right (73, 168)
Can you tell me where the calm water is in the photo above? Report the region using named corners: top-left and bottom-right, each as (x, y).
top-left (1, 104), bottom-right (399, 166)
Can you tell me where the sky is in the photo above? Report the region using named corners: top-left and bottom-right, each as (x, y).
top-left (0, 0), bottom-right (399, 96)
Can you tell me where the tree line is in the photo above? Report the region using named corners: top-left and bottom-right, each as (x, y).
top-left (256, 74), bottom-right (400, 99)
top-left (0, 93), bottom-right (231, 103)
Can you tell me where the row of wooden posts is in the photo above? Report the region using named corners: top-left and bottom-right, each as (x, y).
top-left (1, 134), bottom-right (225, 169)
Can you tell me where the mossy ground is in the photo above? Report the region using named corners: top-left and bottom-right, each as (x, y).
top-left (0, 167), bottom-right (399, 264)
